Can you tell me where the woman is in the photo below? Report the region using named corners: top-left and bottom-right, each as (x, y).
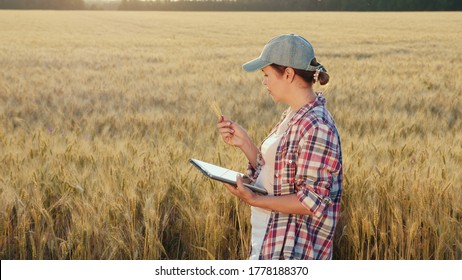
top-left (217, 34), bottom-right (342, 260)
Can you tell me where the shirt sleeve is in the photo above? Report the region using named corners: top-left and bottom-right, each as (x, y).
top-left (295, 123), bottom-right (341, 218)
top-left (246, 161), bottom-right (257, 180)
top-left (246, 150), bottom-right (264, 181)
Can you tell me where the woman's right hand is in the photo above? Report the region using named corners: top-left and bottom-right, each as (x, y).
top-left (216, 116), bottom-right (249, 148)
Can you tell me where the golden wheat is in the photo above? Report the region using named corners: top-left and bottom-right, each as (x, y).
top-left (209, 101), bottom-right (223, 120)
top-left (0, 11), bottom-right (461, 260)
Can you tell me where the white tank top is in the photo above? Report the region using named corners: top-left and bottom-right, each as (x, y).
top-left (249, 109), bottom-right (294, 259)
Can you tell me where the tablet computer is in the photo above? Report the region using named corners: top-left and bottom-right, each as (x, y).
top-left (189, 158), bottom-right (268, 195)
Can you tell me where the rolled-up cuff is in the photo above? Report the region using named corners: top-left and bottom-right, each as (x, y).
top-left (296, 188), bottom-right (331, 218)
top-left (246, 162), bottom-right (258, 181)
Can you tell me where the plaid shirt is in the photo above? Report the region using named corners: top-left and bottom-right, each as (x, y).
top-left (247, 93), bottom-right (342, 260)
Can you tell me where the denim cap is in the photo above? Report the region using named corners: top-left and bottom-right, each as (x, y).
top-left (242, 34), bottom-right (321, 72)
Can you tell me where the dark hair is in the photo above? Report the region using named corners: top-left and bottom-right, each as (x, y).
top-left (271, 58), bottom-right (329, 86)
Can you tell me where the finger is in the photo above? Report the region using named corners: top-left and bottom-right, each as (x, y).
top-left (217, 118), bottom-right (227, 126)
top-left (236, 175), bottom-right (252, 196)
top-left (229, 122), bottom-right (243, 134)
top-left (236, 174), bottom-right (244, 188)
top-left (217, 121), bottom-right (233, 129)
top-left (242, 175), bottom-right (252, 184)
top-left (224, 184), bottom-right (237, 195)
top-left (220, 133), bottom-right (233, 140)
top-left (218, 116), bottom-right (232, 125)
top-left (221, 115), bottom-right (231, 123)
top-left (218, 128), bottom-right (235, 135)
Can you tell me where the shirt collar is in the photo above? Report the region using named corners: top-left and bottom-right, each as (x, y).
top-left (282, 92), bottom-right (326, 125)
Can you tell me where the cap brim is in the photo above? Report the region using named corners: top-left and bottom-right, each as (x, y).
top-left (242, 57), bottom-right (271, 72)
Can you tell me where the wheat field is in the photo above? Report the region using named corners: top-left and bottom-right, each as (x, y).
top-left (0, 11), bottom-right (461, 260)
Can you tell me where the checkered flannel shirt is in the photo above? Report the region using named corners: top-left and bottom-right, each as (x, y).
top-left (247, 93), bottom-right (343, 260)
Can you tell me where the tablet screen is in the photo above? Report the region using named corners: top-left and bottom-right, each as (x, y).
top-left (191, 159), bottom-right (242, 182)
top-left (190, 158), bottom-right (268, 195)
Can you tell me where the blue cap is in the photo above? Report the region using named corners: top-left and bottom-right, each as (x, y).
top-left (242, 34), bottom-right (321, 72)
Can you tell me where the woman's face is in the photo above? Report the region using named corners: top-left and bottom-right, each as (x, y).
top-left (261, 65), bottom-right (286, 103)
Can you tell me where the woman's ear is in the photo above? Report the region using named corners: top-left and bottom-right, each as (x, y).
top-left (284, 67), bottom-right (295, 83)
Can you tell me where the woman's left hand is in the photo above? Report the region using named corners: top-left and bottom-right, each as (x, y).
top-left (223, 175), bottom-right (258, 206)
